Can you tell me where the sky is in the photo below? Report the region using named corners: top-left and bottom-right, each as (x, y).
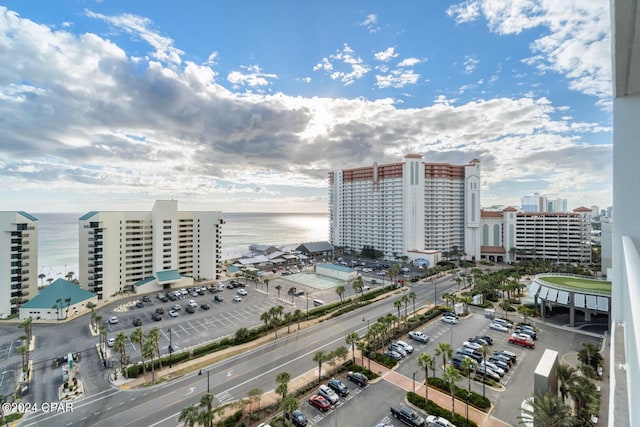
top-left (0, 0), bottom-right (612, 213)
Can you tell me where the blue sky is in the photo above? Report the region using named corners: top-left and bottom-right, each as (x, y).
top-left (0, 1), bottom-right (612, 213)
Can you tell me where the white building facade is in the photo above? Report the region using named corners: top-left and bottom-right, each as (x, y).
top-left (0, 211), bottom-right (38, 319)
top-left (79, 200), bottom-right (224, 300)
top-left (329, 154), bottom-right (481, 261)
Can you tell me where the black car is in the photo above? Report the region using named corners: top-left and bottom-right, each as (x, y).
top-left (477, 335), bottom-right (494, 345)
top-left (197, 288), bottom-right (206, 295)
top-left (346, 371), bottom-right (368, 387)
top-left (135, 301), bottom-right (144, 308)
top-left (186, 305), bottom-right (195, 313)
top-left (142, 295), bottom-right (151, 303)
top-left (201, 303), bottom-right (210, 310)
top-left (327, 378), bottom-right (349, 397)
top-left (226, 283), bottom-right (234, 289)
top-left (133, 318), bottom-right (142, 326)
top-left (155, 307), bottom-right (164, 314)
top-left (214, 295), bottom-right (224, 302)
top-left (285, 410), bottom-right (308, 427)
top-left (168, 293), bottom-right (177, 301)
top-left (152, 313), bottom-right (162, 321)
top-left (157, 294), bottom-right (169, 302)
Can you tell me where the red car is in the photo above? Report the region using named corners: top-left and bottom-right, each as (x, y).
top-left (308, 395), bottom-right (331, 412)
top-left (508, 335), bottom-right (534, 349)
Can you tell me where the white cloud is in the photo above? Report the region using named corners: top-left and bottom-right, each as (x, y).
top-left (447, 0), bottom-right (611, 104)
top-left (374, 47), bottom-right (398, 62)
top-left (227, 65), bottom-right (277, 88)
top-left (375, 69), bottom-right (420, 89)
top-left (314, 44), bottom-right (370, 86)
top-left (398, 57), bottom-right (422, 67)
top-left (360, 14), bottom-right (379, 33)
top-left (464, 55), bottom-right (479, 74)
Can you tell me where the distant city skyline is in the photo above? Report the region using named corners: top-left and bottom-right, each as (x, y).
top-left (0, 1), bottom-right (612, 213)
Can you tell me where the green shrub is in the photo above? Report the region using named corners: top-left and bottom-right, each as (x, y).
top-left (369, 352), bottom-right (398, 369)
top-left (407, 392), bottom-right (477, 427)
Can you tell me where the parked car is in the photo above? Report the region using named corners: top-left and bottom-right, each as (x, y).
top-left (441, 315), bottom-right (458, 325)
top-left (390, 405), bottom-right (425, 427)
top-left (477, 335), bottom-right (494, 345)
top-left (318, 384), bottom-right (339, 405)
top-left (327, 378), bottom-right (349, 397)
top-left (185, 305), bottom-right (195, 313)
top-left (515, 327), bottom-right (537, 340)
top-left (408, 331), bottom-right (430, 343)
top-left (508, 335), bottom-right (535, 349)
top-left (237, 289), bottom-right (248, 296)
top-left (155, 307), bottom-right (164, 314)
top-left (108, 316), bottom-right (118, 324)
top-left (489, 322), bottom-right (508, 332)
top-left (442, 311), bottom-right (458, 318)
top-left (152, 313), bottom-right (162, 321)
top-left (384, 349), bottom-right (403, 360)
top-left (395, 340), bottom-right (414, 353)
top-left (285, 410), bottom-right (308, 426)
top-left (171, 304), bottom-right (182, 311)
top-left (135, 300), bottom-right (144, 308)
top-left (476, 366), bottom-right (501, 381)
top-left (469, 336), bottom-right (489, 346)
top-left (201, 303), bottom-right (210, 310)
top-left (389, 343), bottom-right (407, 357)
top-left (456, 348), bottom-right (482, 363)
top-left (489, 354), bottom-right (512, 367)
top-left (488, 357), bottom-right (510, 371)
top-left (426, 415), bottom-right (456, 427)
top-left (233, 295), bottom-right (242, 302)
top-left (133, 318), bottom-right (142, 326)
top-left (215, 295), bottom-right (224, 302)
top-left (107, 337), bottom-right (115, 347)
top-left (346, 371), bottom-right (368, 387)
top-left (480, 361), bottom-right (505, 377)
top-left (187, 299), bottom-right (198, 308)
top-left (142, 295), bottom-right (151, 303)
top-left (462, 341), bottom-right (482, 351)
top-left (492, 318), bottom-right (513, 328)
top-left (308, 395), bottom-right (331, 412)
top-left (168, 310), bottom-right (179, 317)
top-left (157, 294), bottom-right (169, 302)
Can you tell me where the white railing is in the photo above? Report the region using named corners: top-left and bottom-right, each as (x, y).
top-left (618, 236), bottom-right (640, 427)
top-left (534, 273), bottom-right (611, 296)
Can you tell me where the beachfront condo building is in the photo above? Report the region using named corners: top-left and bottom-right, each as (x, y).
top-left (78, 200), bottom-right (224, 300)
top-left (479, 207), bottom-right (592, 264)
top-left (328, 154), bottom-right (481, 262)
top-left (0, 211), bottom-right (38, 319)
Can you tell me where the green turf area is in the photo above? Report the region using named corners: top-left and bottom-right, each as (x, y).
top-left (541, 276), bottom-right (611, 293)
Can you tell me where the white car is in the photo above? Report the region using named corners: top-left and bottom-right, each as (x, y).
top-left (395, 340), bottom-right (414, 353)
top-left (107, 337), bottom-right (116, 347)
top-left (168, 310), bottom-right (179, 317)
top-left (408, 331), bottom-right (430, 343)
top-left (493, 318), bottom-right (513, 328)
top-left (187, 299), bottom-right (198, 308)
top-left (108, 316), bottom-right (118, 324)
top-left (426, 415), bottom-right (456, 427)
top-left (489, 322), bottom-right (509, 332)
top-left (463, 341), bottom-right (482, 351)
top-left (233, 295), bottom-right (242, 302)
top-left (318, 384), bottom-right (339, 405)
top-left (480, 361), bottom-right (505, 377)
top-left (237, 289), bottom-right (248, 296)
top-left (441, 315), bottom-right (458, 324)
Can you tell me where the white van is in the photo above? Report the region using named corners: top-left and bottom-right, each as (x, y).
top-left (313, 299), bottom-right (324, 307)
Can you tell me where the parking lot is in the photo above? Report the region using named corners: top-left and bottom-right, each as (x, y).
top-left (102, 285), bottom-right (286, 361)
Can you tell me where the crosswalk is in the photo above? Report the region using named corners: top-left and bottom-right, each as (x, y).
top-left (214, 390), bottom-right (233, 404)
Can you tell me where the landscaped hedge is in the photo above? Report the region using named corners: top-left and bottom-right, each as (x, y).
top-left (369, 352), bottom-right (398, 368)
top-left (407, 392), bottom-right (478, 427)
top-left (427, 377), bottom-right (491, 411)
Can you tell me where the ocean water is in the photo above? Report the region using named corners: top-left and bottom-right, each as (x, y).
top-left (33, 212), bottom-right (329, 278)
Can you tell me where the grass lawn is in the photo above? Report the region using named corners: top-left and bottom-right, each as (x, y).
top-left (541, 276), bottom-right (611, 293)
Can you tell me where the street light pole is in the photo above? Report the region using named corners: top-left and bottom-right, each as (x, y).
top-left (412, 372), bottom-right (416, 394)
top-left (199, 369), bottom-right (210, 393)
top-left (168, 328), bottom-right (173, 368)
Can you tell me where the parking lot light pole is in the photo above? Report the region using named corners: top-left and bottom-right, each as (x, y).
top-left (199, 369), bottom-right (210, 393)
top-left (412, 371), bottom-right (416, 394)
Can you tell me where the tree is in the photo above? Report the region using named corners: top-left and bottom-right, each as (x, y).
top-left (336, 284), bottom-right (346, 304)
top-left (443, 364), bottom-right (462, 418)
top-left (247, 387), bottom-right (263, 421)
top-left (568, 376), bottom-right (599, 425)
top-left (281, 395), bottom-right (299, 427)
top-left (345, 332), bottom-right (359, 365)
top-left (284, 312), bottom-right (294, 334)
top-left (352, 276), bottom-right (364, 303)
top-left (293, 309), bottom-right (303, 331)
top-left (518, 393), bottom-right (574, 427)
top-left (114, 332), bottom-right (128, 377)
top-left (557, 363), bottom-right (578, 403)
top-left (66, 271), bottom-right (74, 281)
top-left (198, 393), bottom-right (214, 427)
top-left (264, 278), bottom-right (269, 294)
top-left (178, 404), bottom-right (199, 427)
top-left (313, 350), bottom-right (328, 384)
top-left (130, 327), bottom-right (145, 374)
top-left (275, 371), bottom-right (291, 403)
top-left (275, 284), bottom-right (282, 300)
top-left (142, 338), bottom-right (155, 381)
top-left (86, 301), bottom-right (97, 331)
top-left (417, 352), bottom-right (435, 402)
top-left (18, 317), bottom-right (33, 366)
top-left (460, 357), bottom-right (475, 419)
top-left (260, 310), bottom-right (271, 334)
top-left (393, 300), bottom-right (402, 331)
top-left (401, 294), bottom-right (410, 320)
top-left (64, 297), bottom-right (72, 319)
top-left (356, 341), bottom-right (367, 368)
top-left (435, 342), bottom-right (453, 371)
top-left (287, 286), bottom-right (297, 302)
top-left (148, 327), bottom-right (162, 369)
top-left (38, 273), bottom-right (46, 287)
top-left (409, 291), bottom-right (417, 318)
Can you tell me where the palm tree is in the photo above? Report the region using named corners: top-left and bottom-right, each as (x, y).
top-left (260, 310), bottom-right (271, 334)
top-left (148, 327), bottom-right (162, 369)
top-left (480, 344), bottom-right (490, 398)
top-left (130, 327), bottom-right (145, 374)
top-left (518, 393), bottom-right (574, 427)
top-left (275, 371), bottom-right (291, 403)
top-left (568, 376), bottom-right (599, 425)
top-left (114, 332), bottom-right (128, 377)
top-left (435, 342), bottom-right (453, 371)
top-left (275, 284), bottom-right (282, 300)
top-left (142, 339), bottom-right (155, 381)
top-left (281, 395), bottom-right (299, 427)
top-left (284, 312), bottom-right (294, 334)
top-left (198, 393), bottom-right (215, 427)
top-left (557, 363), bottom-right (578, 403)
top-left (460, 357), bottom-right (475, 419)
top-left (247, 388), bottom-right (263, 421)
top-left (401, 294), bottom-right (410, 320)
top-left (64, 297), bottom-right (72, 318)
top-left (356, 341), bottom-right (368, 368)
top-left (345, 332), bottom-right (359, 365)
top-left (393, 300), bottom-right (402, 331)
top-left (443, 364), bottom-right (462, 418)
top-left (409, 291), bottom-right (417, 318)
top-left (417, 352), bottom-right (435, 402)
top-left (352, 276), bottom-right (364, 303)
top-left (264, 278), bottom-right (269, 294)
top-left (336, 284), bottom-right (346, 304)
top-left (99, 324), bottom-right (107, 356)
top-left (178, 404), bottom-right (200, 427)
top-left (293, 309), bottom-right (303, 331)
top-left (313, 350), bottom-right (327, 384)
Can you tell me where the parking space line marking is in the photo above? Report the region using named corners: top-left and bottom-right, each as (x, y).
top-left (187, 322), bottom-right (199, 333)
top-left (178, 324), bottom-right (190, 336)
